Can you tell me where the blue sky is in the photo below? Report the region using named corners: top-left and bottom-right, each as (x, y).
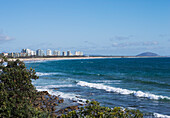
top-left (0, 0), bottom-right (170, 55)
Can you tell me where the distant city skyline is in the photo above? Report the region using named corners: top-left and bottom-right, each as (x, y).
top-left (1, 48), bottom-right (84, 57)
top-left (0, 0), bottom-right (170, 56)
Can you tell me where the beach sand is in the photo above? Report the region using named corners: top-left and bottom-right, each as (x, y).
top-left (8, 56), bottom-right (116, 62)
top-left (2, 56), bottom-right (165, 62)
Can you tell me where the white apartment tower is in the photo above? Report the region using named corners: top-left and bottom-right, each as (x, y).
top-left (53, 50), bottom-right (60, 56)
top-left (80, 52), bottom-right (83, 56)
top-left (36, 49), bottom-right (44, 56)
top-left (46, 49), bottom-right (52, 56)
top-left (31, 51), bottom-right (36, 56)
top-left (75, 51), bottom-right (83, 56)
top-left (75, 51), bottom-right (78, 56)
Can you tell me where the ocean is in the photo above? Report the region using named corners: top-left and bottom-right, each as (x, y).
top-left (25, 58), bottom-right (170, 117)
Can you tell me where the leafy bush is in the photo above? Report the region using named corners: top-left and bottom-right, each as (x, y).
top-left (62, 101), bottom-right (143, 118)
top-left (0, 57), bottom-right (47, 117)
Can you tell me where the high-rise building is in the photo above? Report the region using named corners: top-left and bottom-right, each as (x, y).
top-left (62, 51), bottom-right (66, 56)
top-left (20, 53), bottom-right (26, 57)
top-left (53, 50), bottom-right (60, 56)
top-left (67, 51), bottom-right (72, 56)
top-left (8, 52), bottom-right (14, 57)
top-left (36, 49), bottom-right (41, 56)
top-left (75, 51), bottom-right (78, 56)
top-left (74, 51), bottom-right (83, 56)
top-left (36, 49), bottom-right (44, 56)
top-left (46, 49), bottom-right (52, 56)
top-left (31, 51), bottom-right (36, 56)
top-left (21, 48), bottom-right (33, 56)
top-left (26, 49), bottom-right (31, 56)
top-left (80, 52), bottom-right (83, 56)
top-left (21, 49), bottom-right (26, 53)
top-left (41, 50), bottom-right (44, 56)
top-left (14, 53), bottom-right (19, 57)
top-left (2, 53), bottom-right (8, 57)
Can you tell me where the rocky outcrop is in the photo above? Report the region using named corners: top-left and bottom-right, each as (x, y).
top-left (33, 91), bottom-right (80, 117)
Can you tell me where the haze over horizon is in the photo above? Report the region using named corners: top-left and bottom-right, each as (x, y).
top-left (0, 0), bottom-right (170, 56)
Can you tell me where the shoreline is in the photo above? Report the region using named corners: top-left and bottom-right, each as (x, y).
top-left (9, 56), bottom-right (116, 61)
top-left (6, 56), bottom-right (168, 62)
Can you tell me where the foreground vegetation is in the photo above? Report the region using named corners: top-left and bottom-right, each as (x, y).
top-left (0, 57), bottom-right (143, 118)
top-left (62, 100), bottom-right (143, 118)
top-left (0, 57), bottom-right (48, 117)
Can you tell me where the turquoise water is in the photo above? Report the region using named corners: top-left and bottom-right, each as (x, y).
top-left (26, 58), bottom-right (170, 117)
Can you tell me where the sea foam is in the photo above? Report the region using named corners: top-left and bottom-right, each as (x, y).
top-left (36, 72), bottom-right (57, 76)
top-left (153, 113), bottom-right (170, 118)
top-left (36, 87), bottom-right (87, 104)
top-left (24, 60), bottom-right (47, 63)
top-left (77, 81), bottom-right (170, 100)
top-left (36, 84), bottom-right (75, 89)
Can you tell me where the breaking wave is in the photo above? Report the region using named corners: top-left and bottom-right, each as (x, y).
top-left (36, 86), bottom-right (87, 104)
top-left (36, 72), bottom-right (59, 76)
top-left (77, 81), bottom-right (170, 100)
top-left (36, 84), bottom-right (75, 89)
top-left (153, 113), bottom-right (170, 118)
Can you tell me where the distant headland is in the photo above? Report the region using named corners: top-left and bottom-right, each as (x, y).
top-left (136, 52), bottom-right (159, 56)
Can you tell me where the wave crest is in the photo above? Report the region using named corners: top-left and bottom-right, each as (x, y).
top-left (36, 87), bottom-right (87, 104)
top-left (36, 72), bottom-right (58, 76)
top-left (77, 81), bottom-right (170, 100)
top-left (153, 113), bottom-right (170, 118)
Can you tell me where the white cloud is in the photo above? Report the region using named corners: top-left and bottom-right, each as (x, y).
top-left (0, 33), bottom-right (14, 41)
top-left (111, 41), bottom-right (158, 47)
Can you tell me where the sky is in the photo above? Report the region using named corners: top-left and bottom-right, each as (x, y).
top-left (0, 0), bottom-right (170, 56)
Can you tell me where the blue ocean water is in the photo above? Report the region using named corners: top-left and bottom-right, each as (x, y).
top-left (26, 58), bottom-right (170, 117)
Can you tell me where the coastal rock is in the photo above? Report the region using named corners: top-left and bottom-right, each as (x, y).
top-left (33, 90), bottom-right (82, 117)
top-left (79, 103), bottom-right (84, 106)
top-left (41, 96), bottom-right (46, 101)
top-left (54, 96), bottom-right (59, 100)
top-left (53, 103), bottom-right (58, 106)
top-left (64, 108), bottom-right (68, 112)
top-left (39, 91), bottom-right (49, 95)
top-left (52, 106), bottom-right (56, 111)
top-left (51, 113), bottom-right (57, 118)
top-left (58, 99), bottom-right (64, 103)
top-left (36, 97), bottom-right (41, 101)
top-left (68, 106), bottom-right (78, 110)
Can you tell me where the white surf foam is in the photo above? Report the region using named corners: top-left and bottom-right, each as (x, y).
top-left (36, 84), bottom-right (75, 89)
top-left (25, 60), bottom-right (47, 63)
top-left (36, 87), bottom-right (87, 104)
top-left (93, 80), bottom-right (122, 84)
top-left (153, 113), bottom-right (170, 118)
top-left (36, 72), bottom-right (57, 76)
top-left (77, 81), bottom-right (170, 100)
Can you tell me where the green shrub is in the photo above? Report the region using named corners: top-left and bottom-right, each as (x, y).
top-left (0, 57), bottom-right (48, 117)
top-left (62, 101), bottom-right (143, 118)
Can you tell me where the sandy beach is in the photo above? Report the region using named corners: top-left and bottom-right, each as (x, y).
top-left (7, 56), bottom-right (117, 62)
top-left (2, 56), bottom-right (165, 62)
